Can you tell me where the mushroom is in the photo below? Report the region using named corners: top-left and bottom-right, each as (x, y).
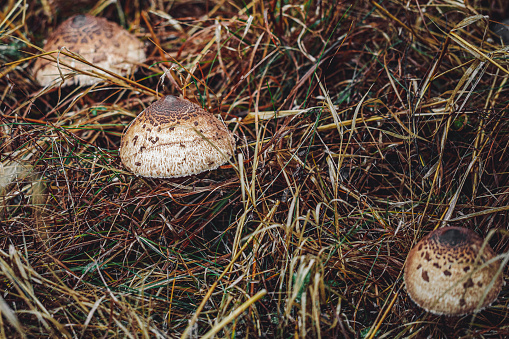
top-left (33, 14), bottom-right (145, 87)
top-left (119, 95), bottom-right (236, 178)
top-left (404, 226), bottom-right (504, 316)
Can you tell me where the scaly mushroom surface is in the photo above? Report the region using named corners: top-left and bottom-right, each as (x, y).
top-left (119, 95), bottom-right (236, 178)
top-left (33, 14), bottom-right (145, 87)
top-left (404, 226), bottom-right (504, 315)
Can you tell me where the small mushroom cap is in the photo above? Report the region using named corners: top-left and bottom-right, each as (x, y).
top-left (33, 14), bottom-right (145, 87)
top-left (404, 227), bottom-right (504, 316)
top-left (119, 95), bottom-right (236, 178)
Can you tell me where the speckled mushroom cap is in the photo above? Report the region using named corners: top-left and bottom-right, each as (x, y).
top-left (404, 226), bottom-right (503, 316)
top-left (119, 95), bottom-right (236, 178)
top-left (33, 14), bottom-right (145, 87)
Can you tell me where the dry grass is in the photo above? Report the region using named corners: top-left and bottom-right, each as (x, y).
top-left (1, 0), bottom-right (509, 338)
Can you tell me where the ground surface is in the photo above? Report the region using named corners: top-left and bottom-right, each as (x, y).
top-left (1, 0), bottom-right (508, 338)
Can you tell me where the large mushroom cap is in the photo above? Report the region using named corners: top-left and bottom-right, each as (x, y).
top-left (404, 226), bottom-right (504, 316)
top-left (33, 14), bottom-right (145, 87)
top-left (119, 95), bottom-right (236, 178)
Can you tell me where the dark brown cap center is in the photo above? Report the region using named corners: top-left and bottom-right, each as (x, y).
top-left (71, 15), bottom-right (88, 28)
top-left (436, 228), bottom-right (468, 247)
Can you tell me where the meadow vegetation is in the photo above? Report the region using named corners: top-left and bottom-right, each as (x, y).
top-left (0, 0), bottom-right (508, 337)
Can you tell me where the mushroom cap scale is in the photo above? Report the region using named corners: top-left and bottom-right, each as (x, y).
top-left (404, 227), bottom-right (503, 316)
top-left (119, 95), bottom-right (236, 178)
top-left (33, 14), bottom-right (145, 87)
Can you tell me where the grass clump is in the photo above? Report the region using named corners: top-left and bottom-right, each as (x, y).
top-left (1, 0), bottom-right (508, 338)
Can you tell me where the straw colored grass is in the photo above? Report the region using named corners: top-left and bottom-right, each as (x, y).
top-left (1, 0), bottom-right (508, 338)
